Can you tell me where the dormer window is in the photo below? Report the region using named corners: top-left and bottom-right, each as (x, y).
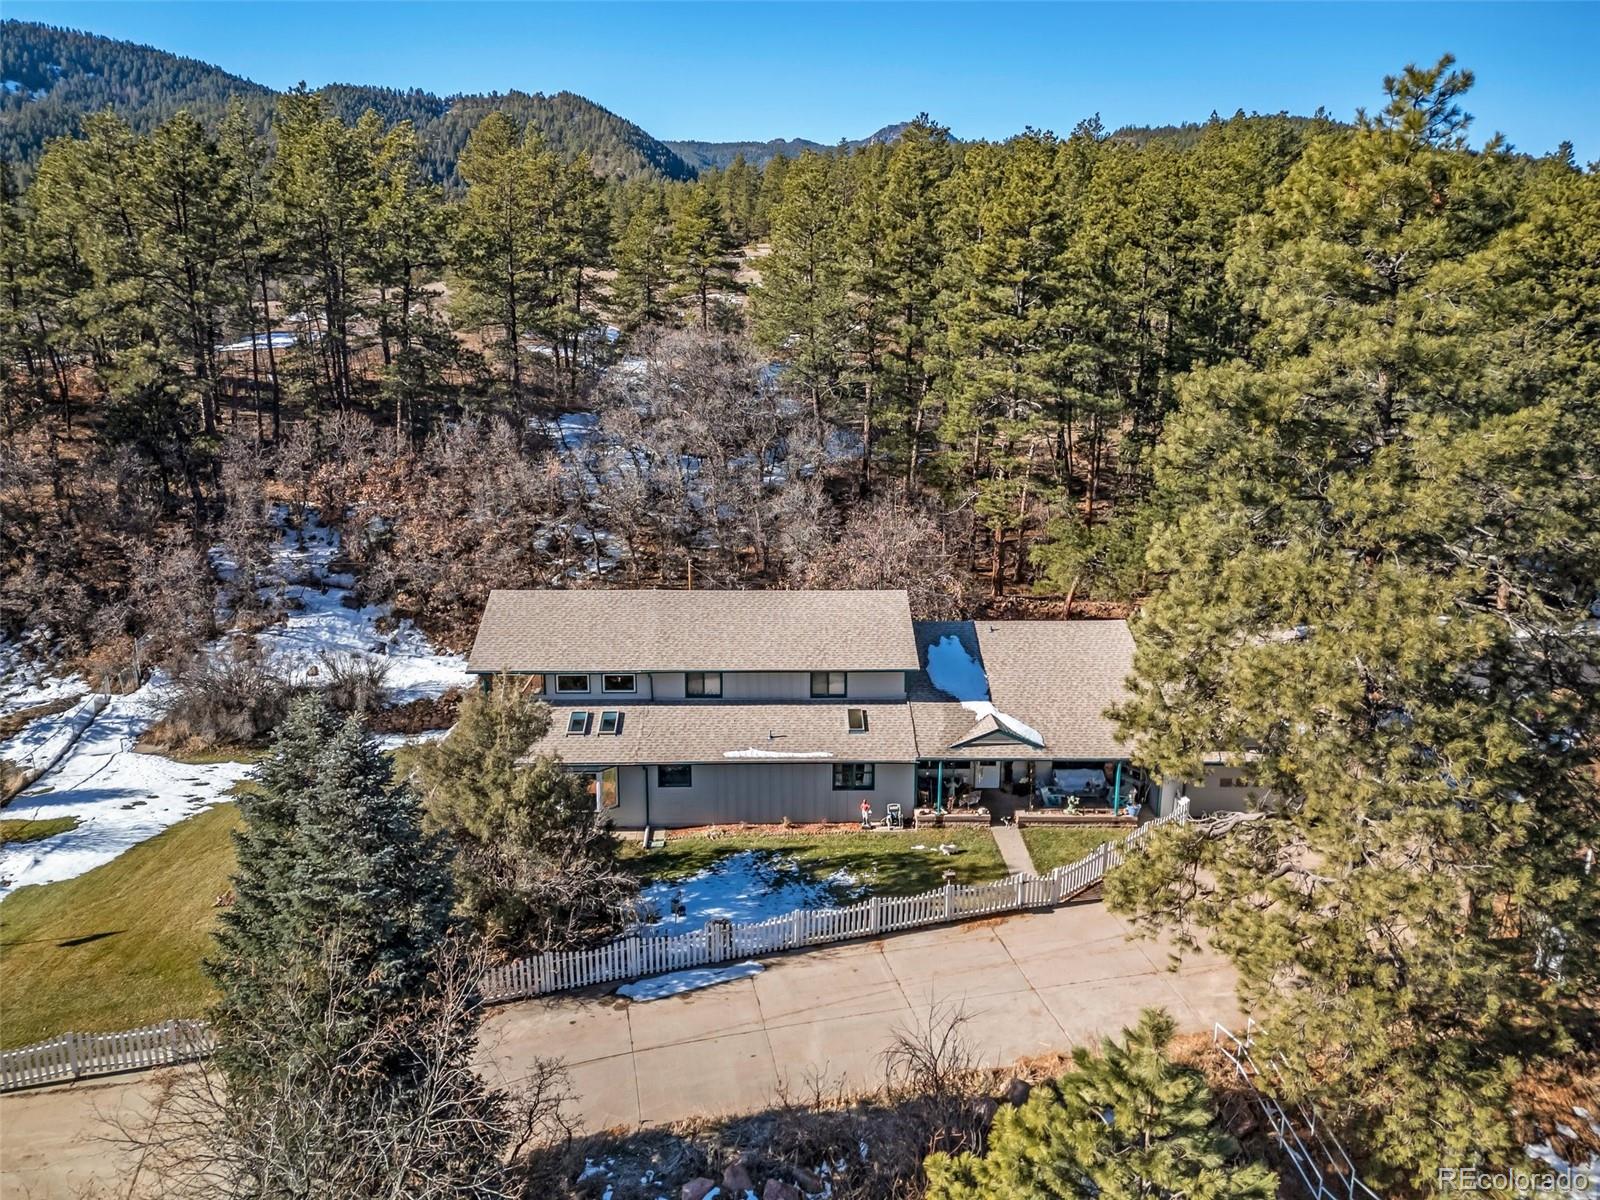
top-left (685, 671), bottom-right (722, 697)
top-left (598, 710), bottom-right (621, 735)
top-left (566, 711), bottom-right (590, 735)
top-left (847, 708), bottom-right (869, 734)
top-left (602, 673), bottom-right (636, 694)
top-left (810, 671), bottom-right (846, 698)
top-left (556, 674), bottom-right (589, 694)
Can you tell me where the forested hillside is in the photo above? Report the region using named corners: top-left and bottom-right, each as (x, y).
top-left (1, 51), bottom-right (1596, 1193)
top-left (667, 121), bottom-right (913, 170)
top-left (1, 21), bottom-right (695, 182)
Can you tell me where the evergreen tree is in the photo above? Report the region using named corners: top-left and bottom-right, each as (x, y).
top-left (926, 1009), bottom-right (1276, 1200)
top-left (1106, 58), bottom-right (1600, 1188)
top-left (205, 695), bottom-right (495, 1191)
top-left (611, 187), bottom-right (676, 331)
top-left (670, 181), bottom-right (740, 330)
top-left (752, 150), bottom-right (851, 425)
top-left (413, 682), bottom-right (636, 952)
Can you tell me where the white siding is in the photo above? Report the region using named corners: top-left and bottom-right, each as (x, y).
top-left (1157, 767), bottom-right (1266, 817)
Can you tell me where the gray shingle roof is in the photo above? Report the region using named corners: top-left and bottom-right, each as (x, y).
top-left (469, 589), bottom-right (919, 674)
top-left (908, 619), bottom-right (1134, 760)
top-left (517, 701), bottom-right (919, 766)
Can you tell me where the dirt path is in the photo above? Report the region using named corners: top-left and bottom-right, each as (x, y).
top-left (0, 901), bottom-right (1240, 1197)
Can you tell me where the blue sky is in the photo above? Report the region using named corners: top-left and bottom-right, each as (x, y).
top-left (9, 2), bottom-right (1598, 161)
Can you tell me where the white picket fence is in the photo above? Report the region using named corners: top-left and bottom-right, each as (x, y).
top-left (1, 806), bottom-right (1188, 1092)
top-left (0, 1020), bottom-right (214, 1093)
top-left (478, 806), bottom-right (1183, 1003)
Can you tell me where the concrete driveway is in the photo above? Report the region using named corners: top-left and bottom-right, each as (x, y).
top-left (0, 901), bottom-right (1240, 1197)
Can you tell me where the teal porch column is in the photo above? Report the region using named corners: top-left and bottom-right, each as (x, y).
top-left (1112, 760), bottom-right (1123, 813)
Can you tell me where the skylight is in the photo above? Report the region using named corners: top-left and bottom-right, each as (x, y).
top-left (598, 710), bottom-right (621, 735)
top-left (566, 711), bottom-right (589, 735)
top-left (847, 708), bottom-right (869, 734)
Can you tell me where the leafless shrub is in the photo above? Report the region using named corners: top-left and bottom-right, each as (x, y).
top-left (315, 650), bottom-right (390, 716)
top-left (117, 936), bottom-right (571, 1198)
top-left (881, 999), bottom-right (981, 1102)
top-left (148, 648), bottom-right (291, 750)
top-left (796, 498), bottom-right (975, 620)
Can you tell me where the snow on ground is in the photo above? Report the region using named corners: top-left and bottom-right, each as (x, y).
top-left (0, 508), bottom-right (469, 897)
top-left (634, 851), bottom-right (859, 930)
top-left (616, 961), bottom-right (765, 1002)
top-left (253, 508), bottom-right (474, 702)
top-left (723, 747), bottom-right (833, 759)
top-left (0, 640), bottom-right (83, 719)
top-left (0, 677), bottom-right (252, 898)
top-left (924, 634), bottom-right (1044, 745)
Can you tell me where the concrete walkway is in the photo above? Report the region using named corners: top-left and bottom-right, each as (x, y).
top-left (990, 824), bottom-right (1036, 875)
top-left (0, 902), bottom-right (1240, 1197)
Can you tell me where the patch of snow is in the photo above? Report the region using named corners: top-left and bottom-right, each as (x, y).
top-left (925, 634), bottom-right (1044, 745)
top-left (215, 331), bottom-right (296, 353)
top-left (0, 641), bottom-right (83, 718)
top-left (371, 729), bottom-right (451, 752)
top-left (254, 508), bottom-right (473, 703)
top-left (723, 748), bottom-right (833, 759)
top-left (617, 962), bottom-right (765, 1002)
top-left (634, 850), bottom-right (857, 929)
top-left (0, 693), bottom-right (105, 778)
top-left (1, 507), bottom-right (468, 896)
top-left (2, 80), bottom-right (23, 95)
top-left (0, 676), bottom-right (252, 898)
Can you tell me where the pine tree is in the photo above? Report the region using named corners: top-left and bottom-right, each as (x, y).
top-left (415, 682), bottom-right (636, 952)
top-left (926, 1009), bottom-right (1275, 1199)
top-left (752, 150), bottom-right (851, 425)
top-left (1106, 58), bottom-right (1600, 1188)
top-left (611, 187), bottom-right (676, 331)
top-left (670, 181), bottom-right (740, 330)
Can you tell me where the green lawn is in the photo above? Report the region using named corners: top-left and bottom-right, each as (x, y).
top-left (0, 816), bottom-right (80, 847)
top-left (0, 803), bottom-right (238, 1049)
top-left (1020, 826), bottom-right (1129, 873)
top-left (622, 828), bottom-right (1008, 897)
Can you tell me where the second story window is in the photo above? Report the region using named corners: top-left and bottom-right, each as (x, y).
top-left (566, 711), bottom-right (590, 735)
top-left (555, 674), bottom-right (589, 694)
top-left (685, 671), bottom-right (722, 697)
top-left (847, 708), bottom-right (869, 734)
top-left (602, 673), bottom-right (637, 694)
top-left (810, 671), bottom-right (846, 698)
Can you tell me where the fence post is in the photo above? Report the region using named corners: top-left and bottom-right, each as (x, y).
top-left (1096, 840), bottom-right (1110, 880)
top-left (66, 1033), bottom-right (80, 1080)
top-left (791, 907), bottom-right (805, 948)
top-left (943, 882), bottom-right (954, 920)
top-left (1014, 875), bottom-right (1026, 909)
top-left (627, 936), bottom-right (640, 979)
top-left (869, 895), bottom-right (881, 935)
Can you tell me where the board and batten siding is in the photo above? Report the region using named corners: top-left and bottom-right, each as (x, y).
top-left (598, 762), bottom-right (914, 828)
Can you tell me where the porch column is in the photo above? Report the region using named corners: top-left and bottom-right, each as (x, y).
top-left (935, 761), bottom-right (944, 814)
top-left (1112, 760), bottom-right (1123, 814)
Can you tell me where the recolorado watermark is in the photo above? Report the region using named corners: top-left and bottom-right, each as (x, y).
top-left (1439, 1165), bottom-right (1593, 1194)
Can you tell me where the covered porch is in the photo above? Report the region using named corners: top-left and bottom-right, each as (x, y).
top-left (913, 757), bottom-right (1143, 827)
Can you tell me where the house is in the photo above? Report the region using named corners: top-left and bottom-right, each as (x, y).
top-left (466, 588), bottom-right (1153, 829)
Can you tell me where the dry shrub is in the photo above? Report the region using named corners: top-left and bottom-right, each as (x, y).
top-left (148, 650), bottom-right (291, 751)
top-left (316, 651), bottom-right (390, 716)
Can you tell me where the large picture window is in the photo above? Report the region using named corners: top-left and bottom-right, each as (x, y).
top-left (555, 674), bottom-right (589, 694)
top-left (810, 671), bottom-right (846, 698)
top-left (657, 764), bottom-right (693, 788)
top-left (832, 763), bottom-right (875, 790)
top-left (685, 671), bottom-right (722, 697)
top-left (602, 673), bottom-right (637, 694)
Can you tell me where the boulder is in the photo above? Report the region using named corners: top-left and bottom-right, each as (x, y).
top-left (999, 1076), bottom-right (1033, 1107)
top-left (762, 1181), bottom-right (802, 1200)
top-left (681, 1178), bottom-right (718, 1200)
top-left (790, 1167), bottom-right (824, 1195)
top-left (722, 1161), bottom-right (754, 1193)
